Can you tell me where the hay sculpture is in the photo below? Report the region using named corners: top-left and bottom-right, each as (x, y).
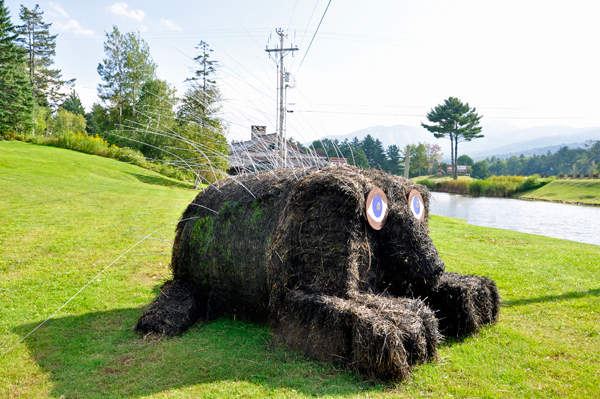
top-left (135, 165), bottom-right (500, 380)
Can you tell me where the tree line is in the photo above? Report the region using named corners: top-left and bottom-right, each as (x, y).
top-left (466, 141), bottom-right (600, 179)
top-left (0, 2), bottom-right (228, 186)
top-left (309, 135), bottom-right (443, 178)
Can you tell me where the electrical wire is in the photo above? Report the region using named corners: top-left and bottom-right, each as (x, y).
top-left (295, 0), bottom-right (332, 76)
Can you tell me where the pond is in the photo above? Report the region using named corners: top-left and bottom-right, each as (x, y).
top-left (429, 192), bottom-right (600, 246)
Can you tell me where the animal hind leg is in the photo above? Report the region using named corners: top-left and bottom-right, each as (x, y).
top-left (134, 279), bottom-right (204, 336)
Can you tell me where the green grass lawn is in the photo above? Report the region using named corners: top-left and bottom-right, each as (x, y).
top-left (412, 174), bottom-right (473, 183)
top-left (517, 179), bottom-right (600, 205)
top-left (1, 141), bottom-right (599, 398)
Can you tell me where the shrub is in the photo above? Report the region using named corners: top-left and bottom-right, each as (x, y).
top-left (419, 179), bottom-right (435, 191)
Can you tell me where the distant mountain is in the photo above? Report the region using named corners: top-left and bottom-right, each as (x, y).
top-left (312, 120), bottom-right (600, 160)
top-left (474, 142), bottom-right (588, 160)
top-left (465, 128), bottom-right (600, 159)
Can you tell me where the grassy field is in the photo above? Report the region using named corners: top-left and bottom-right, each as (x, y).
top-left (412, 175), bottom-right (473, 183)
top-left (1, 141), bottom-right (599, 398)
top-left (517, 179), bottom-right (600, 205)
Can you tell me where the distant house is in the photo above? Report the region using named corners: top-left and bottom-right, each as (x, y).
top-left (329, 157), bottom-right (348, 166)
top-left (229, 126), bottom-right (327, 175)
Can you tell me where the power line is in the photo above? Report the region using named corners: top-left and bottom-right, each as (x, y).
top-left (293, 110), bottom-right (600, 120)
top-left (295, 0), bottom-right (332, 75)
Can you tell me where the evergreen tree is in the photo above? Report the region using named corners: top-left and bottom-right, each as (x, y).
top-left (178, 40), bottom-right (228, 187)
top-left (360, 135), bottom-right (387, 170)
top-left (16, 4), bottom-right (73, 107)
top-left (341, 139), bottom-right (369, 169)
top-left (85, 103), bottom-right (108, 136)
top-left (185, 40), bottom-right (216, 114)
top-left (60, 90), bottom-right (85, 115)
top-left (0, 1), bottom-right (33, 134)
top-left (471, 160), bottom-right (490, 180)
top-left (386, 144), bottom-right (402, 175)
top-left (421, 97), bottom-right (483, 179)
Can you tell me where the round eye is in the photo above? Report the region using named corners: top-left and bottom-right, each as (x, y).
top-left (408, 189), bottom-right (425, 221)
top-left (365, 187), bottom-right (389, 230)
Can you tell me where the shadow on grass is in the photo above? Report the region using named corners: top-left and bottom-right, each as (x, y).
top-left (14, 308), bottom-right (381, 398)
top-left (128, 172), bottom-right (195, 189)
top-left (502, 288), bottom-right (600, 307)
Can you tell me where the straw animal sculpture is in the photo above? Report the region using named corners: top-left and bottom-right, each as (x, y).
top-left (135, 165), bottom-right (500, 381)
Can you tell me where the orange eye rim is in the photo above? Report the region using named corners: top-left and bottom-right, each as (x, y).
top-left (408, 189), bottom-right (425, 222)
top-left (365, 187), bottom-right (389, 230)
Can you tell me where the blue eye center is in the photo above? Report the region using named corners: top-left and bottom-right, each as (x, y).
top-left (372, 196), bottom-right (383, 218)
top-left (412, 197), bottom-right (421, 215)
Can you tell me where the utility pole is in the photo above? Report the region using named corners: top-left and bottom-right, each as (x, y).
top-left (404, 145), bottom-right (411, 179)
top-left (266, 28), bottom-right (298, 168)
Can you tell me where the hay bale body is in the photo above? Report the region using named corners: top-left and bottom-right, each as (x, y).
top-left (135, 165), bottom-right (499, 381)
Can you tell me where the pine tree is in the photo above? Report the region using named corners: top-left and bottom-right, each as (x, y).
top-left (16, 4), bottom-right (73, 107)
top-left (386, 144), bottom-right (402, 175)
top-left (60, 90), bottom-right (85, 115)
top-left (0, 1), bottom-right (33, 134)
top-left (421, 97), bottom-right (483, 179)
top-left (179, 40), bottom-right (228, 188)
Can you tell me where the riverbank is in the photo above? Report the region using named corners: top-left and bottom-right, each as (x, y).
top-left (517, 179), bottom-right (600, 206)
top-left (414, 175), bottom-right (600, 206)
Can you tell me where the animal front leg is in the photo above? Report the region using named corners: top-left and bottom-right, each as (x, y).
top-left (274, 290), bottom-right (441, 381)
top-left (422, 272), bottom-right (500, 337)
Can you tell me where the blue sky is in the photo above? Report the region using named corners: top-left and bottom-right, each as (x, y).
top-left (5, 0), bottom-right (600, 143)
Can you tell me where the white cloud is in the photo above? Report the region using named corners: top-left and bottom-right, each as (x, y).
top-left (54, 20), bottom-right (95, 36)
top-left (160, 19), bottom-right (182, 31)
top-left (48, 2), bottom-right (69, 18)
top-left (110, 3), bottom-right (146, 21)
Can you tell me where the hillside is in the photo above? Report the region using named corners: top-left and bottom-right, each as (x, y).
top-left (517, 179), bottom-right (600, 205)
top-left (1, 141), bottom-right (599, 398)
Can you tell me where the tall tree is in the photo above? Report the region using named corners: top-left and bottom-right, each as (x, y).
top-left (421, 97), bottom-right (483, 179)
top-left (60, 90), bottom-right (84, 115)
top-left (97, 26), bottom-right (126, 128)
top-left (409, 143), bottom-right (428, 177)
top-left (185, 40), bottom-right (216, 118)
top-left (425, 143), bottom-right (443, 174)
top-left (360, 134), bottom-right (387, 170)
top-left (0, 0), bottom-right (33, 134)
top-left (178, 40), bottom-right (228, 188)
top-left (135, 78), bottom-right (177, 160)
top-left (456, 154), bottom-right (474, 166)
top-left (386, 144), bottom-right (402, 175)
top-left (16, 4), bottom-right (73, 107)
top-left (123, 31), bottom-right (156, 117)
top-left (97, 26), bottom-right (156, 130)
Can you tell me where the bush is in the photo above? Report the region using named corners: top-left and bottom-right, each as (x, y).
top-left (419, 179), bottom-right (435, 191)
top-left (516, 174), bottom-right (553, 192)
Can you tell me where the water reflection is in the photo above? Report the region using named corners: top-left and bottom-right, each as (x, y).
top-left (429, 192), bottom-right (600, 246)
